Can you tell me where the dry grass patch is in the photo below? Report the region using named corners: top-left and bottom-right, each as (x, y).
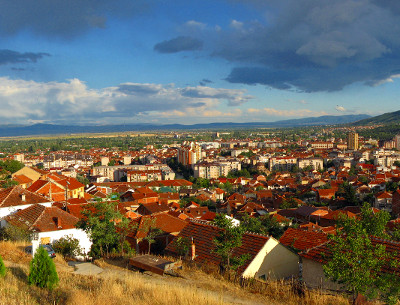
top-left (0, 241), bottom-right (31, 264)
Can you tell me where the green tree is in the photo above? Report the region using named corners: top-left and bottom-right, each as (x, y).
top-left (212, 214), bottom-right (248, 272)
top-left (260, 215), bottom-right (289, 239)
top-left (339, 181), bottom-right (358, 206)
top-left (386, 181), bottom-right (399, 192)
top-left (240, 213), bottom-right (265, 234)
top-left (174, 236), bottom-right (191, 259)
top-left (280, 197), bottom-right (298, 209)
top-left (0, 255), bottom-right (6, 278)
top-left (139, 217), bottom-right (163, 254)
top-left (0, 160), bottom-right (24, 174)
top-left (358, 203), bottom-right (390, 238)
top-left (28, 247), bottom-right (59, 290)
top-left (324, 212), bottom-right (400, 303)
top-left (77, 199), bottom-right (128, 257)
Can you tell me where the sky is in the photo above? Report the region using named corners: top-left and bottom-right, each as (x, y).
top-left (1, 0), bottom-right (400, 125)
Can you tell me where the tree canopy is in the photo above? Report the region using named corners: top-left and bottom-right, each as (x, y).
top-left (324, 204), bottom-right (400, 303)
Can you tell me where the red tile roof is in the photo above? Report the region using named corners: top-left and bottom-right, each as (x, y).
top-left (5, 204), bottom-right (79, 232)
top-left (132, 213), bottom-right (189, 239)
top-left (165, 220), bottom-right (271, 275)
top-left (13, 174), bottom-right (33, 185)
top-left (279, 228), bottom-right (328, 251)
top-left (0, 186), bottom-right (49, 208)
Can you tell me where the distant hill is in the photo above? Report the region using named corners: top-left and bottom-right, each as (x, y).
top-left (0, 114), bottom-right (370, 137)
top-left (352, 110), bottom-right (400, 125)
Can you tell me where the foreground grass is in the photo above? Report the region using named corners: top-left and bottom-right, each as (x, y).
top-left (0, 264), bottom-right (229, 305)
top-left (0, 241), bottom-right (353, 305)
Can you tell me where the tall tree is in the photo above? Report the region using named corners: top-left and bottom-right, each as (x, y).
top-left (324, 211), bottom-right (400, 304)
top-left (212, 214), bottom-right (248, 272)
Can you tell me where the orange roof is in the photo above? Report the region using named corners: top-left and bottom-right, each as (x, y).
top-left (0, 186), bottom-right (49, 208)
top-left (13, 174), bottom-right (33, 185)
top-left (5, 204), bottom-right (79, 232)
top-left (280, 228), bottom-right (328, 251)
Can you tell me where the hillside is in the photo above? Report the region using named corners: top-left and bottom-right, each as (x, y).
top-left (353, 110), bottom-right (400, 125)
top-left (0, 241), bottom-right (351, 305)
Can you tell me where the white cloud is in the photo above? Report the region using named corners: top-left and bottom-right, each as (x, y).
top-left (335, 105), bottom-right (346, 112)
top-left (230, 20), bottom-right (244, 30)
top-left (0, 77), bottom-right (253, 124)
top-left (184, 20), bottom-right (207, 29)
top-left (367, 74), bottom-right (400, 87)
top-left (247, 107), bottom-right (328, 117)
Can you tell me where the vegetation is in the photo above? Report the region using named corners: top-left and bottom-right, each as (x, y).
top-left (324, 204), bottom-right (400, 304)
top-left (212, 214), bottom-right (249, 272)
top-left (52, 236), bottom-right (82, 258)
top-left (0, 159), bottom-right (24, 174)
top-left (139, 218), bottom-right (163, 254)
top-left (0, 224), bottom-right (31, 242)
top-left (173, 236), bottom-right (191, 259)
top-left (77, 198), bottom-right (136, 257)
top-left (240, 213), bottom-right (289, 239)
top-left (28, 246), bottom-right (59, 290)
top-left (337, 181), bottom-right (358, 206)
top-left (0, 240), bottom-right (356, 305)
top-left (0, 254), bottom-right (6, 278)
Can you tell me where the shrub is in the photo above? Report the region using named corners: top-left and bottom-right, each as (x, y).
top-left (52, 236), bottom-right (82, 258)
top-left (0, 255), bottom-right (6, 278)
top-left (28, 246), bottom-right (59, 290)
top-left (0, 225), bottom-right (30, 242)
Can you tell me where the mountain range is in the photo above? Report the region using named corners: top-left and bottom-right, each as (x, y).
top-left (0, 114), bottom-right (371, 137)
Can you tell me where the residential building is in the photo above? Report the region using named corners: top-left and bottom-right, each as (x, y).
top-left (347, 132), bottom-right (359, 150)
top-left (177, 142), bottom-right (202, 166)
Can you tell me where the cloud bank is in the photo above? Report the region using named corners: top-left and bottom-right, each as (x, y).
top-left (0, 77), bottom-right (253, 124)
top-left (156, 0), bottom-right (400, 92)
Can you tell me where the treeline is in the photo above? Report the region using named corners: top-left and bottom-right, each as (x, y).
top-left (0, 135), bottom-right (180, 153)
top-left (358, 124), bottom-right (400, 141)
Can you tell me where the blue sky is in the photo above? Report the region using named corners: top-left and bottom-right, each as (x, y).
top-left (0, 0), bottom-right (399, 125)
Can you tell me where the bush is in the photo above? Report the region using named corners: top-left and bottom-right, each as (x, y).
top-left (28, 247), bottom-right (59, 290)
top-left (0, 255), bottom-right (6, 278)
top-left (0, 225), bottom-right (30, 242)
top-left (52, 236), bottom-right (82, 258)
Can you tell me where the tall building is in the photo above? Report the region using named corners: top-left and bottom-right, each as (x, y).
top-left (347, 132), bottom-right (359, 150)
top-left (394, 134), bottom-right (400, 150)
top-left (177, 142), bottom-right (202, 166)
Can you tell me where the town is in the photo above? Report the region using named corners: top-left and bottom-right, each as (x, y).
top-left (1, 122), bottom-right (400, 304)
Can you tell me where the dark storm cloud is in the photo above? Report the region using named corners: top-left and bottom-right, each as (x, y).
top-left (194, 0), bottom-right (400, 92)
top-left (154, 36), bottom-right (203, 53)
top-left (0, 0), bottom-right (152, 38)
top-left (0, 49), bottom-right (50, 65)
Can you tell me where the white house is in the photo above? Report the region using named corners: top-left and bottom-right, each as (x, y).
top-left (4, 204), bottom-right (92, 257)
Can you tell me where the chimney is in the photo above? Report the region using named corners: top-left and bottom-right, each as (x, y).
top-left (191, 237), bottom-right (196, 260)
top-left (54, 217), bottom-right (62, 229)
top-left (21, 193), bottom-right (26, 202)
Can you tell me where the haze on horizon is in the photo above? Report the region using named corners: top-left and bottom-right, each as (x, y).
top-left (0, 0), bottom-right (399, 125)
